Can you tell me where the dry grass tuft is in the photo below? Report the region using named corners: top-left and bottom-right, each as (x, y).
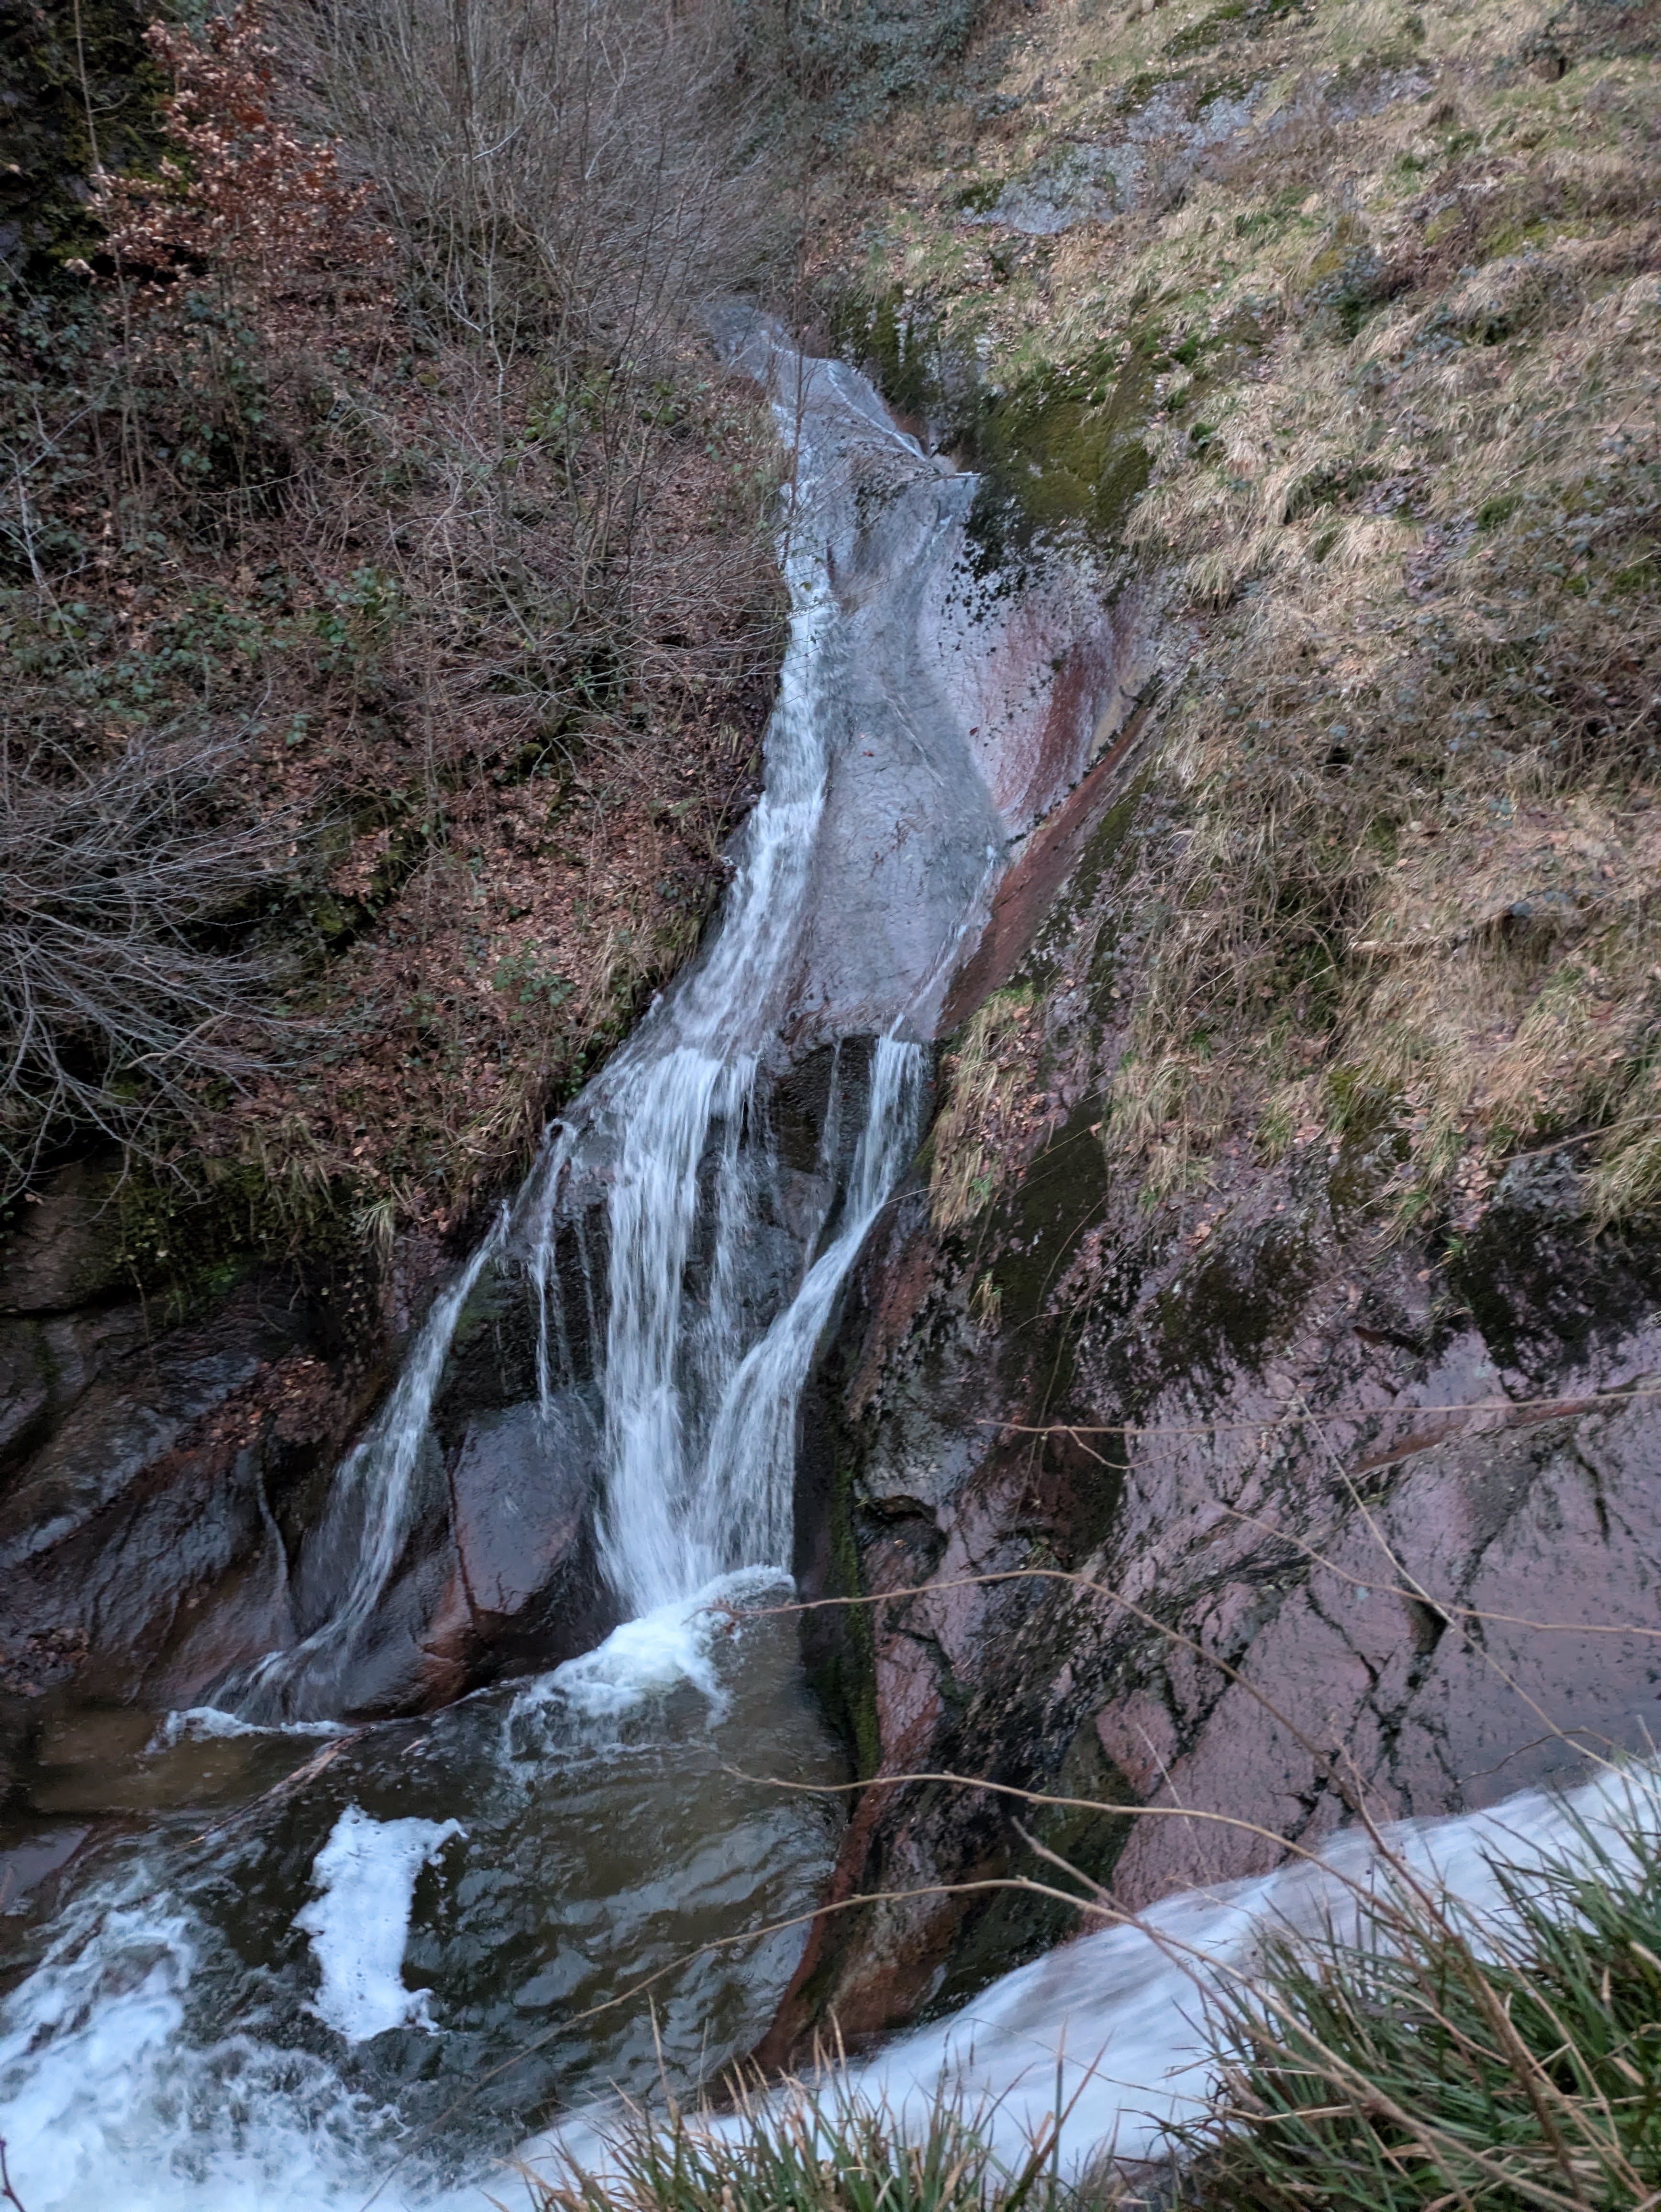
top-left (929, 988), bottom-right (1045, 1230)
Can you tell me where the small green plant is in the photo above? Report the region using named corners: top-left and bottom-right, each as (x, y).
top-left (1182, 1790), bottom-right (1661, 2210)
top-left (531, 2071), bottom-right (1119, 2212)
top-left (493, 947), bottom-right (575, 1019)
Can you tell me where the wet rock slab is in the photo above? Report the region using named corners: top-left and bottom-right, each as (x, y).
top-left (768, 1129), bottom-right (1661, 2056)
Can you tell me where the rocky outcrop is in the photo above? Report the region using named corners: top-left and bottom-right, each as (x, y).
top-left (769, 808), bottom-right (1661, 2057)
top-left (0, 1165), bottom-right (401, 1715)
top-left (0, 1160), bottom-right (608, 1753)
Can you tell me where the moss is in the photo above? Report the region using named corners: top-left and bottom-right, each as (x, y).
top-left (962, 340), bottom-right (1153, 573)
top-left (1166, 0), bottom-right (1310, 57)
top-left (1139, 1218), bottom-right (1321, 1394)
top-left (823, 292), bottom-right (1156, 572)
top-left (1478, 490), bottom-right (1524, 531)
top-left (1304, 218), bottom-right (1397, 339)
top-left (985, 1102), bottom-right (1112, 1338)
top-left (110, 1150), bottom-right (365, 1319)
top-left (0, 0), bottom-right (166, 276)
top-left (823, 1444), bottom-right (883, 1779)
top-left (951, 176), bottom-right (1005, 215)
top-left (828, 282), bottom-right (946, 420)
top-left (1448, 1171), bottom-right (1661, 1386)
top-left (1324, 1062), bottom-right (1401, 1147)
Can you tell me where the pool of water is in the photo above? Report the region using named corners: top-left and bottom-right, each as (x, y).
top-left (0, 1591), bottom-right (844, 2210)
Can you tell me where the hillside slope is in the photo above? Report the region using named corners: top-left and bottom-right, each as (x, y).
top-left (770, 0), bottom-right (1661, 2048)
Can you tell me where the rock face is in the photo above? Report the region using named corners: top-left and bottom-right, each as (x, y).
top-left (768, 808), bottom-right (1661, 2057)
top-left (416, 1393), bottom-right (612, 1703)
top-left (0, 1166), bottom-right (385, 1714)
top-left (0, 1162), bottom-right (609, 1747)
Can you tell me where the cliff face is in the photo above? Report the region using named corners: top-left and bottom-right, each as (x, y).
top-left (0, 1160), bottom-right (435, 1728)
top-left (766, 0), bottom-right (1661, 2050)
top-left (777, 889), bottom-right (1661, 2047)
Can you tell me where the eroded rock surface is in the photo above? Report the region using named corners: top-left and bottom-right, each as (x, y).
top-left (771, 856), bottom-right (1661, 2057)
top-left (0, 1165), bottom-right (607, 1741)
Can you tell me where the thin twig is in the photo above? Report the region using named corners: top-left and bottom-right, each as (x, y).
top-left (0, 2138), bottom-right (27, 2212)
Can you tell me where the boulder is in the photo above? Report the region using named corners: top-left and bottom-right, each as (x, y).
top-left (448, 1395), bottom-right (598, 1621)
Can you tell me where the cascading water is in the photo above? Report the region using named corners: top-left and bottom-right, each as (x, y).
top-left (6, 308), bottom-right (1615, 2212)
top-left (228, 1207), bottom-right (512, 1722)
top-left (541, 1759), bottom-right (1661, 2191)
top-left (220, 309), bottom-right (976, 1723)
top-left (0, 316), bottom-right (1000, 2206)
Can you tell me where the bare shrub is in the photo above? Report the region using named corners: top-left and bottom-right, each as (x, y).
top-left (1, 0), bottom-right (786, 1233)
top-left (280, 0), bottom-right (771, 616)
top-left (0, 731), bottom-right (293, 1188)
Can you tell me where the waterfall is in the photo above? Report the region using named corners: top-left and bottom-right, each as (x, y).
top-left (591, 1040), bottom-right (924, 1616)
top-left (686, 1039), bottom-right (924, 1585)
top-left (0, 315), bottom-right (1160, 2212)
top-left (221, 309), bottom-right (977, 1720)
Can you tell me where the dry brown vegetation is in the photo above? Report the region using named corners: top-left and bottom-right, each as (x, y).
top-left (2, 0), bottom-right (788, 1261)
top-left (928, 985), bottom-right (1047, 1231)
top-left (811, 0), bottom-right (1661, 1240)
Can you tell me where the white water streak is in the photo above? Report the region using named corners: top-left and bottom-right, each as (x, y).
top-left (690, 1039), bottom-right (924, 1577)
top-left (296, 1807), bottom-right (465, 2044)
top-left (229, 1208), bottom-right (509, 1717)
top-left (530, 1126), bottom-right (577, 1420)
top-left (584, 337), bottom-right (932, 1620)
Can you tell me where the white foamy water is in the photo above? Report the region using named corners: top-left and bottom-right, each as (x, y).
top-left (297, 1807), bottom-right (465, 2043)
top-left (0, 1868), bottom-right (397, 2212)
top-left (547, 1759), bottom-right (1661, 2188)
top-left (518, 1568), bottom-right (792, 1724)
top-left (10, 1767), bottom-right (1653, 2210)
top-left (0, 1605), bottom-right (843, 2212)
top-left (152, 1707), bottom-right (348, 1747)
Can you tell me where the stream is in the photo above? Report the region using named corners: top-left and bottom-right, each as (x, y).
top-left (0, 313), bottom-right (1004, 2209)
top-left (0, 312), bottom-right (1638, 2210)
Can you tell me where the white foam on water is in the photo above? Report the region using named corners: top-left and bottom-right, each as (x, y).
top-left (150, 1706), bottom-right (349, 1749)
top-left (513, 1567), bottom-right (794, 1727)
top-left (5, 1767), bottom-right (1657, 2209)
top-left (296, 1806), bottom-right (466, 2044)
top-left (0, 1883), bottom-right (194, 2197)
top-left (0, 1866), bottom-right (414, 2212)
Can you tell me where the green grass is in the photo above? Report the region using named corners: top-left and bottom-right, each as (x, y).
top-left (525, 2075), bottom-right (1118, 2212)
top-left (1180, 1793), bottom-right (1661, 2210)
